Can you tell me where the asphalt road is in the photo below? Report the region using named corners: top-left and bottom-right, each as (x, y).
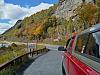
top-left (17, 45), bottom-right (63, 75)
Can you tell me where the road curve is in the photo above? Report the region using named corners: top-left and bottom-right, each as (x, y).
top-left (17, 50), bottom-right (63, 75)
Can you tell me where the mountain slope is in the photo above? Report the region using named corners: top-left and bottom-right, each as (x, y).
top-left (2, 0), bottom-right (99, 43)
top-left (3, 5), bottom-right (58, 41)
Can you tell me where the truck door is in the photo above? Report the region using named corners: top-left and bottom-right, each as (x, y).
top-left (63, 37), bottom-right (74, 74)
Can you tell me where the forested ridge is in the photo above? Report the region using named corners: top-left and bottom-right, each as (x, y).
top-left (2, 0), bottom-right (100, 45)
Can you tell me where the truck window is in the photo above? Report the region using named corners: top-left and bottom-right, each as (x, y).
top-left (75, 33), bottom-right (89, 53)
top-left (85, 31), bottom-right (100, 59)
top-left (75, 31), bottom-right (100, 62)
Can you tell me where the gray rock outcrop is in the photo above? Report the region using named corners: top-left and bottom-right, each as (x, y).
top-left (54, 0), bottom-right (95, 20)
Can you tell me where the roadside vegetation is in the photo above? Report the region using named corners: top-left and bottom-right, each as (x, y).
top-left (0, 43), bottom-right (45, 64)
top-left (0, 43), bottom-right (26, 64)
top-left (36, 44), bottom-right (45, 50)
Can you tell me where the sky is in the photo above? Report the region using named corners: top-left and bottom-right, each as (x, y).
top-left (0, 0), bottom-right (58, 34)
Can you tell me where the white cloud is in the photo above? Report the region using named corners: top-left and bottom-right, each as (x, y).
top-left (0, 23), bottom-right (12, 34)
top-left (0, 0), bottom-right (4, 6)
top-left (0, 1), bottom-right (53, 20)
top-left (8, 20), bottom-right (17, 25)
top-left (0, 23), bottom-right (10, 29)
top-left (0, 0), bottom-right (53, 34)
top-left (3, 4), bottom-right (28, 20)
top-left (29, 3), bottom-right (53, 15)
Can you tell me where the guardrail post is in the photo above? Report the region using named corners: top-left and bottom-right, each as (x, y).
top-left (32, 48), bottom-right (34, 57)
top-left (30, 48), bottom-right (32, 56)
top-left (37, 51), bottom-right (38, 55)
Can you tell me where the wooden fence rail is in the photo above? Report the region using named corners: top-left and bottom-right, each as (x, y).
top-left (0, 47), bottom-right (48, 75)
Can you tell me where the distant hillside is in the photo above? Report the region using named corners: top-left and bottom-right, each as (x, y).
top-left (3, 20), bottom-right (22, 35)
top-left (3, 5), bottom-right (59, 41)
top-left (3, 0), bottom-right (100, 44)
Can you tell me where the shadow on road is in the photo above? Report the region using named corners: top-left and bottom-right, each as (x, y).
top-left (16, 53), bottom-right (48, 75)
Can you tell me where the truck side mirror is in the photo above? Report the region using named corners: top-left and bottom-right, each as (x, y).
top-left (58, 46), bottom-right (66, 51)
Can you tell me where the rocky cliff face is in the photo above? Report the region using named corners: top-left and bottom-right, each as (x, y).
top-left (54, 0), bottom-right (95, 20)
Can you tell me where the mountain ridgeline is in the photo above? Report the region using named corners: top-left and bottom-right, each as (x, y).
top-left (3, 5), bottom-right (58, 41)
top-left (2, 0), bottom-right (100, 43)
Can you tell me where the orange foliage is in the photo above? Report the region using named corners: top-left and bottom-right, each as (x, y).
top-left (33, 25), bottom-right (43, 36)
top-left (76, 3), bottom-right (97, 26)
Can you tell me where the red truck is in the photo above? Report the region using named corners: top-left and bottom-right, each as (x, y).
top-left (58, 23), bottom-right (100, 75)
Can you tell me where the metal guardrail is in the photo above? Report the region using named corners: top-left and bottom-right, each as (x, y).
top-left (0, 48), bottom-right (48, 75)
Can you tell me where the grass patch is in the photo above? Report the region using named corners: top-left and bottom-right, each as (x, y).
top-left (0, 43), bottom-right (26, 64)
top-left (37, 44), bottom-right (45, 50)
